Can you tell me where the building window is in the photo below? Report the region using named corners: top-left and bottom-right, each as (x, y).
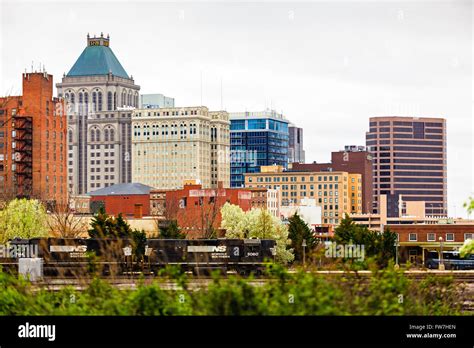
top-left (427, 233), bottom-right (435, 242)
top-left (107, 92), bottom-right (113, 111)
top-left (446, 233), bottom-right (454, 242)
top-left (409, 233), bottom-right (417, 241)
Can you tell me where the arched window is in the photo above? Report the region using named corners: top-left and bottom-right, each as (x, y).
top-left (79, 92), bottom-right (83, 114)
top-left (96, 129), bottom-right (101, 142)
top-left (65, 93), bottom-right (70, 101)
top-left (122, 90), bottom-right (126, 107)
top-left (110, 128), bottom-right (115, 141)
top-left (90, 129), bottom-right (95, 142)
top-left (107, 92), bottom-right (112, 111)
top-left (104, 129), bottom-right (109, 142)
top-left (113, 92), bottom-right (117, 110)
top-left (84, 92), bottom-right (89, 115)
top-left (98, 92), bottom-right (103, 111)
top-left (135, 93), bottom-right (139, 107)
top-left (70, 93), bottom-right (75, 104)
top-left (68, 130), bottom-right (73, 143)
top-left (92, 92), bottom-right (97, 112)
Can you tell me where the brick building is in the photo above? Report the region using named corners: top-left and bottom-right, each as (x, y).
top-left (388, 224), bottom-right (473, 265)
top-left (0, 72), bottom-right (67, 204)
top-left (158, 183), bottom-right (253, 238)
top-left (89, 182), bottom-right (154, 217)
top-left (289, 145), bottom-right (373, 213)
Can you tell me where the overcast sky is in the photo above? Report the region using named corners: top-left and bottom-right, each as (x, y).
top-left (1, 0), bottom-right (472, 217)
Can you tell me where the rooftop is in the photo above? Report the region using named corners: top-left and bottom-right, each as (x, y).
top-left (88, 183), bottom-right (154, 196)
top-left (66, 34), bottom-right (129, 79)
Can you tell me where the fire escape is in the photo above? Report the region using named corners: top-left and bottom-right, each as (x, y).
top-left (12, 115), bottom-right (33, 198)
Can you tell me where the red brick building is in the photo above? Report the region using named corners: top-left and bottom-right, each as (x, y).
top-left (290, 145), bottom-right (373, 213)
top-left (0, 72), bottom-right (67, 204)
top-left (161, 184), bottom-right (253, 238)
top-left (388, 224), bottom-right (474, 265)
top-left (89, 183), bottom-right (154, 217)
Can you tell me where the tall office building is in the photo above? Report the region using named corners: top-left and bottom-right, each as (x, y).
top-left (230, 109), bottom-right (289, 188)
top-left (288, 125), bottom-right (305, 163)
top-left (0, 72), bottom-right (67, 204)
top-left (366, 116), bottom-right (447, 217)
top-left (132, 106), bottom-right (230, 189)
top-left (140, 94), bottom-right (174, 109)
top-left (290, 145), bottom-right (373, 213)
top-left (56, 34), bottom-right (140, 194)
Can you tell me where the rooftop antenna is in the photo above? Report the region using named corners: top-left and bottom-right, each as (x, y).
top-left (220, 77), bottom-right (223, 110)
top-left (31, 61), bottom-right (33, 72)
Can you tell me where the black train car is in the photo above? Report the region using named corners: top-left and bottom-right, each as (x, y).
top-left (3, 238), bottom-right (134, 276)
top-left (146, 238), bottom-right (276, 276)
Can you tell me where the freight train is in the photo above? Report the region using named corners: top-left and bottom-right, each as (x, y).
top-left (0, 237), bottom-right (277, 277)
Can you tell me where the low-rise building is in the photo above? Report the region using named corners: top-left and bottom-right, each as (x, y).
top-left (248, 187), bottom-right (281, 217)
top-left (88, 182), bottom-right (155, 217)
top-left (280, 198), bottom-right (322, 227)
top-left (158, 183), bottom-right (253, 238)
top-left (388, 224), bottom-right (474, 265)
top-left (245, 165), bottom-right (362, 225)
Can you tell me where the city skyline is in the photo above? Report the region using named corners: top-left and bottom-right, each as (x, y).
top-left (0, 0), bottom-right (472, 217)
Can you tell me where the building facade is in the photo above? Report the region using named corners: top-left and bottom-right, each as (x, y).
top-left (245, 165), bottom-right (362, 225)
top-left (290, 145), bottom-right (373, 213)
top-left (288, 125), bottom-right (305, 163)
top-left (56, 34), bottom-right (140, 195)
top-left (88, 182), bottom-right (154, 217)
top-left (132, 106), bottom-right (230, 189)
top-left (0, 72), bottom-right (67, 204)
top-left (388, 224), bottom-right (473, 265)
top-left (156, 183), bottom-right (253, 238)
top-left (248, 187), bottom-right (281, 217)
top-left (140, 94), bottom-right (175, 109)
top-left (230, 109), bottom-right (289, 188)
top-left (366, 116), bottom-right (447, 217)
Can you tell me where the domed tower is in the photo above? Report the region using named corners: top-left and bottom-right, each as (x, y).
top-left (56, 33), bottom-right (140, 195)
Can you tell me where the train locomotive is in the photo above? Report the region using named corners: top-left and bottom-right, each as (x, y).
top-left (0, 237), bottom-right (277, 277)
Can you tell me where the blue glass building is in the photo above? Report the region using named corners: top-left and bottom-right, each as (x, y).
top-left (230, 110), bottom-right (289, 188)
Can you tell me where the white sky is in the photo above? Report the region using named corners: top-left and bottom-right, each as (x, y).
top-left (0, 0), bottom-right (472, 217)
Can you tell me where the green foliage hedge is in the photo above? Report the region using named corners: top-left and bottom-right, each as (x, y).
top-left (0, 264), bottom-right (468, 316)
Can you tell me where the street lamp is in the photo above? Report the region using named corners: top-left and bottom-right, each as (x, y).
top-left (438, 236), bottom-right (445, 270)
top-left (302, 239), bottom-right (307, 268)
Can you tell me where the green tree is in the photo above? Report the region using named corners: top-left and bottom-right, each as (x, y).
top-left (88, 208), bottom-right (133, 238)
top-left (288, 213), bottom-right (317, 262)
top-left (0, 199), bottom-right (48, 243)
top-left (334, 214), bottom-right (397, 268)
top-left (459, 238), bottom-right (474, 258)
top-left (159, 220), bottom-right (185, 239)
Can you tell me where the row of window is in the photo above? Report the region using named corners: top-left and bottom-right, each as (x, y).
top-left (250, 175), bottom-right (345, 183)
top-left (407, 233), bottom-right (472, 242)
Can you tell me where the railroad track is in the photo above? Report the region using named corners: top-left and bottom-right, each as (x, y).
top-left (33, 270), bottom-right (474, 290)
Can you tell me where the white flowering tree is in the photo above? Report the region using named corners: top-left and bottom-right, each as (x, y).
top-left (0, 198), bottom-right (48, 243)
top-left (220, 203), bottom-right (294, 264)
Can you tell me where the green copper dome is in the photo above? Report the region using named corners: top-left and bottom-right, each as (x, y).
top-left (67, 36), bottom-right (129, 79)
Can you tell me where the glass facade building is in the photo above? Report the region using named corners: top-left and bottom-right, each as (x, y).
top-left (230, 110), bottom-right (289, 188)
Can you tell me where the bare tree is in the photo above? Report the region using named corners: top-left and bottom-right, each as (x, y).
top-left (46, 192), bottom-right (88, 238)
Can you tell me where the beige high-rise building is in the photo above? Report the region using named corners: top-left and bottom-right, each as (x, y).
top-left (132, 106), bottom-right (230, 189)
top-left (245, 165), bottom-right (362, 225)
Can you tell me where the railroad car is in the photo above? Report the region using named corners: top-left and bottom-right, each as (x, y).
top-left (0, 237), bottom-right (276, 277)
